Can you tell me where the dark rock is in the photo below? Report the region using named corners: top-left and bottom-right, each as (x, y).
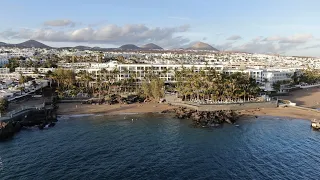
top-left (49, 122), bottom-right (56, 127)
top-left (0, 122), bottom-right (15, 141)
top-left (13, 122), bottom-right (22, 132)
top-left (161, 109), bottom-right (175, 114)
top-left (174, 108), bottom-right (239, 127)
top-left (38, 124), bottom-right (45, 130)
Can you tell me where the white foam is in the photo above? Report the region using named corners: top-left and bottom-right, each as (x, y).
top-left (118, 113), bottom-right (139, 115)
top-left (0, 157), bottom-right (3, 171)
top-left (58, 114), bottom-right (95, 119)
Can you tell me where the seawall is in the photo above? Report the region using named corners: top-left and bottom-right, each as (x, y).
top-left (197, 101), bottom-right (278, 111)
top-left (170, 101), bottom-right (278, 111)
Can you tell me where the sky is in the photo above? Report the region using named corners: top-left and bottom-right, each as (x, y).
top-left (1, 0), bottom-right (320, 56)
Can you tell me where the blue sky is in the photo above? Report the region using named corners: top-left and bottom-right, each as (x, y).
top-left (1, 0), bottom-right (320, 56)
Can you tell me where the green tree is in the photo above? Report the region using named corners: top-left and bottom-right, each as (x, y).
top-left (0, 98), bottom-right (9, 114)
top-left (5, 59), bottom-right (19, 72)
top-left (141, 77), bottom-right (164, 101)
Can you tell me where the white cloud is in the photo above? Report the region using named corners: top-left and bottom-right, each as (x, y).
top-left (230, 34), bottom-right (315, 54)
top-left (43, 20), bottom-right (75, 27)
top-left (263, 34), bottom-right (313, 44)
top-left (263, 36), bottom-right (282, 41)
top-left (213, 42), bottom-right (234, 51)
top-left (226, 35), bottom-right (242, 41)
top-left (0, 24), bottom-right (191, 48)
top-left (235, 42), bottom-right (282, 54)
top-left (279, 34), bottom-right (313, 44)
top-left (302, 44), bottom-right (320, 50)
top-left (0, 29), bottom-right (19, 37)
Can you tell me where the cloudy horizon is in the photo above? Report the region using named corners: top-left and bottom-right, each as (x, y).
top-left (1, 0), bottom-right (320, 56)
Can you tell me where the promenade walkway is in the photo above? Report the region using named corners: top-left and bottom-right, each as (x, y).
top-left (0, 104), bottom-right (45, 122)
top-left (170, 100), bottom-right (278, 111)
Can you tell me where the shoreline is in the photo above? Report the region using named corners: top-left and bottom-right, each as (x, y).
top-left (238, 106), bottom-right (319, 121)
top-left (57, 87), bottom-right (319, 121)
top-left (57, 102), bottom-right (176, 116)
top-left (57, 102), bottom-right (319, 121)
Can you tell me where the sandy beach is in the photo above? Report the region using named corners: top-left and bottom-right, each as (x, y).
top-left (239, 107), bottom-right (319, 121)
top-left (58, 102), bottom-right (319, 120)
top-left (57, 102), bottom-right (176, 115)
top-left (277, 87), bottom-right (320, 109)
top-left (57, 88), bottom-right (319, 120)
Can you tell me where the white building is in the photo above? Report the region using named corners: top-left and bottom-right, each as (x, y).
top-left (73, 61), bottom-right (225, 82)
top-left (0, 68), bottom-right (10, 74)
top-left (262, 69), bottom-right (294, 91)
top-left (0, 73), bottom-right (20, 79)
top-left (15, 67), bottom-right (36, 74)
top-left (38, 68), bottom-right (55, 74)
top-left (57, 62), bottom-right (90, 68)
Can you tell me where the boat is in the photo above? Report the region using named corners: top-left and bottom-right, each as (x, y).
top-left (311, 119), bottom-right (320, 130)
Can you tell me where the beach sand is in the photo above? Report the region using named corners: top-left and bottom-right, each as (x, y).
top-left (57, 102), bottom-right (319, 121)
top-left (277, 87), bottom-right (320, 108)
top-left (57, 88), bottom-right (319, 121)
top-left (239, 107), bottom-right (319, 121)
top-left (57, 102), bottom-right (176, 115)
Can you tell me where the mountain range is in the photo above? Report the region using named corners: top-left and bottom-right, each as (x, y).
top-left (0, 40), bottom-right (219, 52)
top-left (0, 40), bottom-right (52, 49)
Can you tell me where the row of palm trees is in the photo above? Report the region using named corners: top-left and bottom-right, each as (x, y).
top-left (174, 68), bottom-right (261, 102)
top-left (46, 67), bottom-right (261, 102)
top-left (46, 68), bottom-right (144, 98)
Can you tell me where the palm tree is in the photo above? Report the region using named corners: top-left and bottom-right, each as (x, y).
top-left (173, 67), bottom-right (261, 103)
top-left (18, 73), bottom-right (26, 94)
top-left (0, 98), bottom-right (9, 114)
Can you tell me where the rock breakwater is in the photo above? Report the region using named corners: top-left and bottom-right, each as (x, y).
top-left (173, 107), bottom-right (239, 127)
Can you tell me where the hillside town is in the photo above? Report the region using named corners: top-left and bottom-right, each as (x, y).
top-left (0, 40), bottom-right (319, 102)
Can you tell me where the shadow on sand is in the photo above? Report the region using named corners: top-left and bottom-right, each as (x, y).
top-left (276, 87), bottom-right (320, 108)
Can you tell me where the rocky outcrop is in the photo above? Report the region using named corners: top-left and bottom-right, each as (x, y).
top-left (0, 121), bottom-right (22, 141)
top-left (174, 107), bottom-right (239, 127)
top-left (0, 107), bottom-right (58, 141)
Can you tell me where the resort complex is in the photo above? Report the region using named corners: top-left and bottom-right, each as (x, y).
top-left (0, 43), bottom-right (319, 97)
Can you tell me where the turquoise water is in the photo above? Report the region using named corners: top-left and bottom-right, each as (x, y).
top-left (0, 114), bottom-right (320, 180)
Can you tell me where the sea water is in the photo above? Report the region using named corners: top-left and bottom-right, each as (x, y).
top-left (0, 114), bottom-right (319, 180)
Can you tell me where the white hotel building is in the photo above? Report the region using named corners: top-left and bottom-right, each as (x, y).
top-left (73, 61), bottom-right (224, 82)
top-left (3, 61), bottom-right (300, 92)
top-left (74, 61), bottom-right (295, 92)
